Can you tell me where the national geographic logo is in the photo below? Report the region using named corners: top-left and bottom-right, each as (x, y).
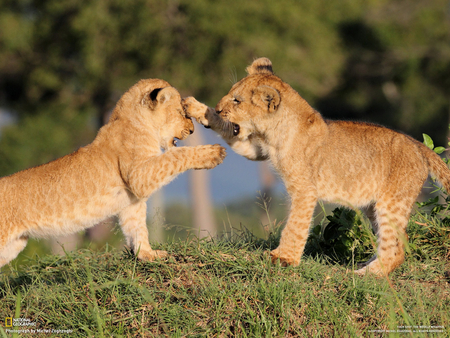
top-left (3, 317), bottom-right (74, 335)
top-left (3, 317), bottom-right (36, 327)
top-left (5, 317), bottom-right (12, 327)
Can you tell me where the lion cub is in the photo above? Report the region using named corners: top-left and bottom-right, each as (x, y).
top-left (0, 79), bottom-right (226, 268)
top-left (183, 58), bottom-right (450, 276)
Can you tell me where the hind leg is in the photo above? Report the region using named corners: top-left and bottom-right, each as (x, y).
top-left (0, 236), bottom-right (28, 268)
top-left (355, 198), bottom-right (413, 276)
top-left (119, 201), bottom-right (168, 262)
top-left (357, 203), bottom-right (378, 269)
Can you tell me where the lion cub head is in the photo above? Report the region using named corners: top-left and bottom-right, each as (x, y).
top-left (215, 58), bottom-right (284, 140)
top-left (215, 58), bottom-right (318, 145)
top-left (111, 78), bottom-right (194, 150)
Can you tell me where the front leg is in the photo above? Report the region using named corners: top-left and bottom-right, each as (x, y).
top-left (119, 201), bottom-right (168, 261)
top-left (270, 190), bottom-right (317, 266)
top-left (122, 145), bottom-right (226, 199)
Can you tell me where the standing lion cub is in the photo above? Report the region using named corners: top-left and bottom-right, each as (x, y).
top-left (183, 58), bottom-right (450, 276)
top-left (0, 78), bottom-right (226, 268)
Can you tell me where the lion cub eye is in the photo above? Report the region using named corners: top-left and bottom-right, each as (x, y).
top-left (233, 97), bottom-right (241, 104)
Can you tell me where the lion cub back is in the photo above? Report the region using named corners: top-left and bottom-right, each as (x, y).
top-left (312, 120), bottom-right (429, 208)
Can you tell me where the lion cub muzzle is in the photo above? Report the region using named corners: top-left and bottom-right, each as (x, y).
top-left (172, 118), bottom-right (194, 146)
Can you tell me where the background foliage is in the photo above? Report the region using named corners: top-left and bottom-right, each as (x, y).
top-left (1, 0), bottom-right (450, 176)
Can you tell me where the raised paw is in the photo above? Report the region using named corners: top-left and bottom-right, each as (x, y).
top-left (194, 144), bottom-right (227, 170)
top-left (182, 97), bottom-right (212, 126)
top-left (269, 248), bottom-right (300, 267)
top-left (137, 249), bottom-right (169, 262)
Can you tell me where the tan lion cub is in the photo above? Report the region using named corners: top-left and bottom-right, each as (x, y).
top-left (183, 58), bottom-right (450, 276)
top-left (0, 78), bottom-right (226, 268)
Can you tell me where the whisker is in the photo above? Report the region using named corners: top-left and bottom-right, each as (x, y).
top-left (228, 67), bottom-right (238, 85)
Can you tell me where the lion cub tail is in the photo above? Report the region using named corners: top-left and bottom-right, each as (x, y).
top-left (421, 143), bottom-right (450, 194)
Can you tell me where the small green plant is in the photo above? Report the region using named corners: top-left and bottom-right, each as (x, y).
top-left (422, 133), bottom-right (450, 156)
top-left (420, 130), bottom-right (450, 212)
top-left (307, 207), bottom-right (376, 264)
top-left (422, 133), bottom-right (447, 155)
top-left (423, 127), bottom-right (449, 164)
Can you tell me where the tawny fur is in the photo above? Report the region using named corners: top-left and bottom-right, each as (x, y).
top-left (0, 78), bottom-right (226, 268)
top-left (182, 58), bottom-right (450, 276)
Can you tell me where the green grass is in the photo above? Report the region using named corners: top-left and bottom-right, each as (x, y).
top-left (1, 219), bottom-right (449, 337)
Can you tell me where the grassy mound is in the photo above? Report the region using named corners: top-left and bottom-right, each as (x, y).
top-left (1, 222), bottom-right (449, 337)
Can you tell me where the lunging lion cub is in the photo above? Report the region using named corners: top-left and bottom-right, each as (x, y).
top-left (0, 78), bottom-right (226, 268)
top-left (183, 57), bottom-right (450, 276)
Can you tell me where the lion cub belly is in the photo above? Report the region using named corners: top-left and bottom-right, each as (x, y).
top-left (314, 163), bottom-right (382, 207)
top-left (316, 179), bottom-right (376, 207)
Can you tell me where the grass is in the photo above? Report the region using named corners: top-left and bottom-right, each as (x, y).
top-left (1, 214), bottom-right (449, 338)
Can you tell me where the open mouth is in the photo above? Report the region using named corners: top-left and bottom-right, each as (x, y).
top-left (233, 124), bottom-right (240, 136)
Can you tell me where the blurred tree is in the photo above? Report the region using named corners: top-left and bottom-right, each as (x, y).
top-left (316, 0), bottom-right (450, 144)
top-left (0, 0), bottom-right (449, 196)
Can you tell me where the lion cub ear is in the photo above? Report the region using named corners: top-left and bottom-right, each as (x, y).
top-left (246, 57), bottom-right (274, 75)
top-left (142, 87), bottom-right (180, 109)
top-left (251, 85), bottom-right (280, 113)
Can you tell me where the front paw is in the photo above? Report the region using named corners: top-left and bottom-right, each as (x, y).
top-left (195, 144), bottom-right (227, 170)
top-left (182, 96), bottom-right (211, 126)
top-left (137, 249), bottom-right (169, 262)
top-left (269, 248), bottom-right (299, 267)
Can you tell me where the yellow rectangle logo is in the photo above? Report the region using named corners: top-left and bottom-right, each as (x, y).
top-left (5, 317), bottom-right (12, 327)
